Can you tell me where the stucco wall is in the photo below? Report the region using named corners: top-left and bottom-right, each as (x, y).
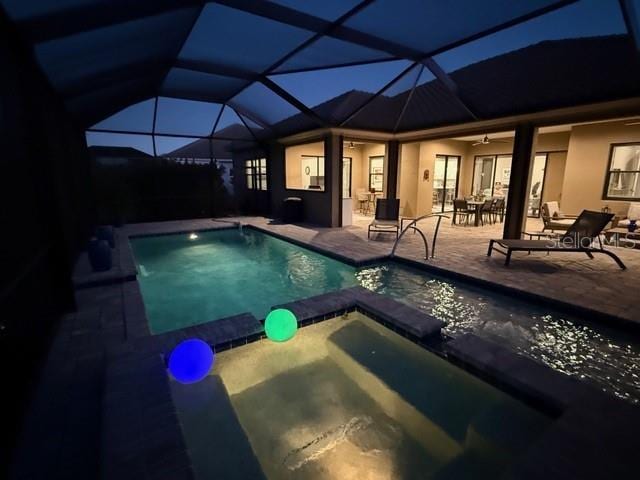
top-left (399, 143), bottom-right (420, 217)
top-left (561, 122), bottom-right (640, 216)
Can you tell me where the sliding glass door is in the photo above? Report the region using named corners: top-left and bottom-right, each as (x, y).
top-left (472, 156), bottom-right (495, 196)
top-left (472, 154), bottom-right (512, 200)
top-left (528, 154), bottom-right (548, 217)
top-left (342, 157), bottom-right (352, 198)
top-left (432, 155), bottom-right (460, 213)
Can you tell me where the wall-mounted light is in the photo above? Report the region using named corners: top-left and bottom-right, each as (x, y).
top-left (189, 233), bottom-right (199, 240)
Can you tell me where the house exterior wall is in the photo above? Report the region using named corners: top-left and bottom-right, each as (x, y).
top-left (399, 143), bottom-right (420, 217)
top-left (561, 122), bottom-right (640, 216)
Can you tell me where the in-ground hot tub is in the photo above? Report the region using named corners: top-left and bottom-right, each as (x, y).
top-left (171, 312), bottom-right (552, 480)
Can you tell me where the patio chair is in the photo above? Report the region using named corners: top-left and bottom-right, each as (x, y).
top-left (541, 201), bottom-right (578, 232)
top-left (491, 198), bottom-right (505, 223)
top-left (479, 199), bottom-right (494, 226)
top-left (487, 210), bottom-right (626, 269)
top-left (356, 188), bottom-right (371, 214)
top-left (452, 199), bottom-right (474, 226)
top-left (368, 198), bottom-right (400, 239)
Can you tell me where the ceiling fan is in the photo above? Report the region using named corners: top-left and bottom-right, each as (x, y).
top-left (472, 134), bottom-right (511, 146)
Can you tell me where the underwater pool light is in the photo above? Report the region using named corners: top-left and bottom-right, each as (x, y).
top-left (168, 339), bottom-right (214, 384)
top-left (265, 308), bottom-right (298, 342)
top-left (189, 233), bottom-right (199, 240)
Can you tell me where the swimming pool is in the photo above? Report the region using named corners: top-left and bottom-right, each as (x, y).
top-left (132, 227), bottom-right (640, 403)
top-left (171, 313), bottom-right (551, 480)
top-left (131, 228), bottom-right (357, 334)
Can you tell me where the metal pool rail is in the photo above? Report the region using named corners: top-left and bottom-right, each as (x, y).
top-left (390, 214), bottom-right (449, 260)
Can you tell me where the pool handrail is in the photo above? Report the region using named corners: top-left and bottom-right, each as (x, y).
top-left (390, 214), bottom-right (449, 260)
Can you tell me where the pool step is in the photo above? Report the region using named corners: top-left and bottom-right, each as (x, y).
top-left (327, 336), bottom-right (461, 462)
top-left (428, 451), bottom-right (503, 480)
top-left (171, 375), bottom-right (266, 480)
top-left (465, 402), bottom-right (550, 464)
top-left (328, 319), bottom-right (519, 462)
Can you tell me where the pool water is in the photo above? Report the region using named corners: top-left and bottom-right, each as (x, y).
top-left (357, 264), bottom-right (640, 404)
top-left (131, 228), bottom-right (357, 334)
top-left (171, 313), bottom-right (551, 480)
top-left (132, 227), bottom-right (640, 403)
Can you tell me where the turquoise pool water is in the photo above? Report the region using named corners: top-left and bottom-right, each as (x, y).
top-left (131, 228), bottom-right (357, 334)
top-left (132, 227), bottom-right (640, 403)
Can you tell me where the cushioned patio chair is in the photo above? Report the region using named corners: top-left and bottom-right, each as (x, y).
top-left (541, 201), bottom-right (578, 232)
top-left (487, 210), bottom-right (626, 269)
top-left (368, 198), bottom-right (400, 239)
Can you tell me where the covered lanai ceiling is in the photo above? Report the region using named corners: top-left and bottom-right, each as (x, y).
top-left (3, 0), bottom-right (640, 146)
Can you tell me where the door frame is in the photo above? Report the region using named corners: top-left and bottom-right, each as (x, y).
top-left (433, 154), bottom-right (461, 213)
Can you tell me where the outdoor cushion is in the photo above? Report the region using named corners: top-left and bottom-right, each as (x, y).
top-left (371, 219), bottom-right (399, 226)
top-left (547, 218), bottom-right (574, 226)
top-left (626, 203), bottom-right (640, 220)
top-left (545, 201), bottom-right (560, 217)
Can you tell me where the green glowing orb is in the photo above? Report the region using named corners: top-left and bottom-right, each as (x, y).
top-left (265, 309), bottom-right (298, 342)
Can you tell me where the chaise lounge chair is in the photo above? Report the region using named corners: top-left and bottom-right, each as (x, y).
top-left (487, 210), bottom-right (626, 269)
top-left (368, 198), bottom-right (400, 239)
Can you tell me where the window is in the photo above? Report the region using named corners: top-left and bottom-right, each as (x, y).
top-left (604, 143), bottom-right (640, 200)
top-left (300, 156), bottom-right (325, 189)
top-left (285, 141), bottom-right (325, 190)
top-left (245, 158), bottom-right (267, 191)
top-left (369, 156), bottom-right (384, 192)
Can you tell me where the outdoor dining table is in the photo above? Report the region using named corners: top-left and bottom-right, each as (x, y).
top-left (466, 200), bottom-right (485, 227)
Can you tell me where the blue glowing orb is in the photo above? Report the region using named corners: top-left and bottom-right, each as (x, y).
top-left (265, 309), bottom-right (298, 342)
top-left (168, 339), bottom-right (214, 384)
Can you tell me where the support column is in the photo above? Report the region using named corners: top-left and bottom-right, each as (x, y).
top-left (503, 123), bottom-right (537, 239)
top-left (325, 134), bottom-right (342, 227)
top-left (385, 140), bottom-right (400, 199)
